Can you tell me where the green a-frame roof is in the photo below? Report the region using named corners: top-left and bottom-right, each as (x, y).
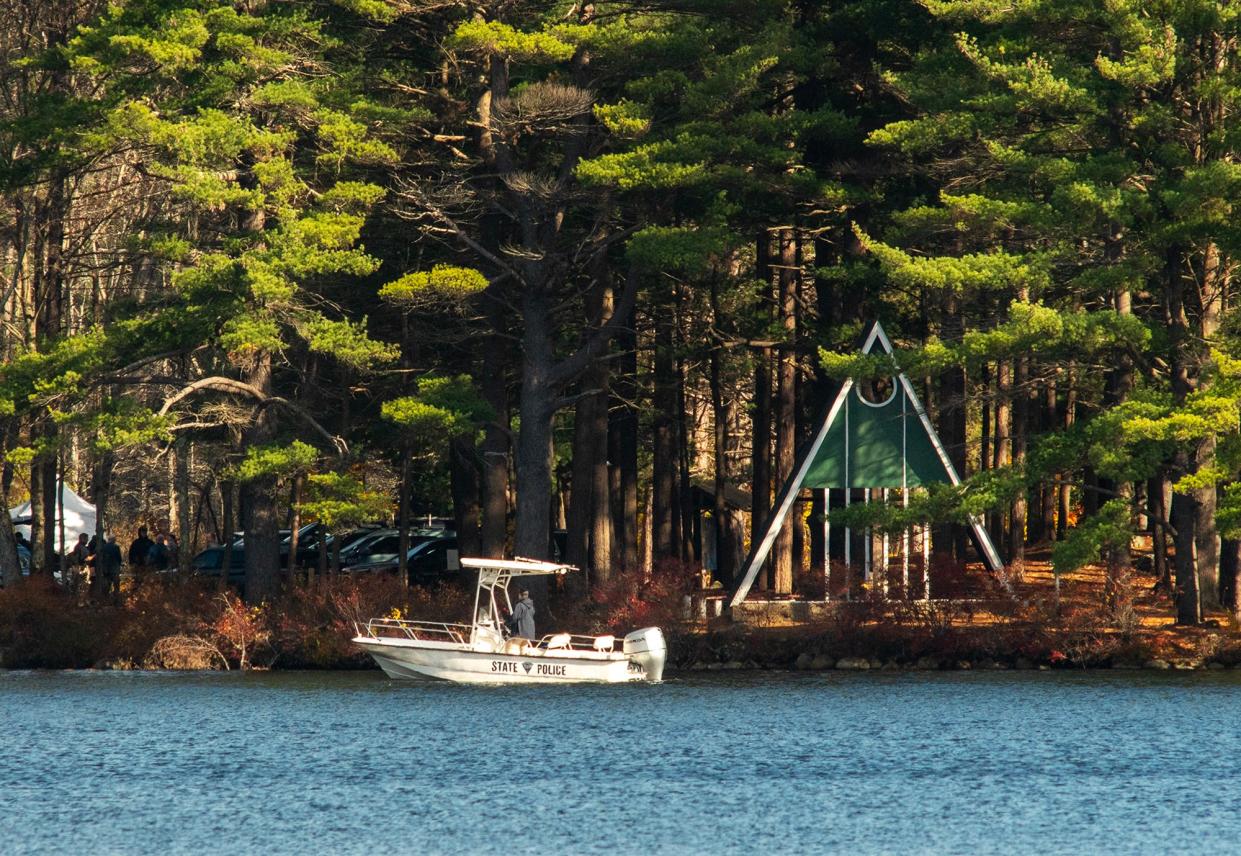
top-left (729, 321), bottom-right (1003, 606)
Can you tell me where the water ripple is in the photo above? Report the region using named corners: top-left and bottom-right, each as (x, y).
top-left (2, 670), bottom-right (1240, 854)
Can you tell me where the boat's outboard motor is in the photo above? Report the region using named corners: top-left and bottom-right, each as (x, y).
top-left (622, 627), bottom-right (666, 682)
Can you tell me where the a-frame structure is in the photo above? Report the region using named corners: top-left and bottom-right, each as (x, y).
top-left (729, 321), bottom-right (1003, 607)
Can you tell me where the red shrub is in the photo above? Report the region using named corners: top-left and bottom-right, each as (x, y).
top-left (574, 559), bottom-right (697, 634)
top-left (0, 578), bottom-right (119, 668)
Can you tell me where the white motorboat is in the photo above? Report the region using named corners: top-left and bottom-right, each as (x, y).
top-left (351, 557), bottom-right (666, 683)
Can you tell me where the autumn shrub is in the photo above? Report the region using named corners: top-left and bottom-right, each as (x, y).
top-left (144, 634), bottom-right (228, 670)
top-left (794, 564), bottom-right (827, 600)
top-left (566, 559), bottom-right (697, 635)
top-left (0, 577), bottom-right (119, 668)
top-left (927, 553), bottom-right (974, 600)
top-left (210, 591), bottom-right (274, 669)
top-left (271, 574), bottom-right (472, 668)
top-left (109, 576), bottom-right (220, 665)
top-left (1056, 608), bottom-right (1117, 666)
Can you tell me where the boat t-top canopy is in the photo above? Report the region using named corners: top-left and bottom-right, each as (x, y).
top-left (462, 558), bottom-right (578, 641)
top-left (460, 557), bottom-right (578, 577)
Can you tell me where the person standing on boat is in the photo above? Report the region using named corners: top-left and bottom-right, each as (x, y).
top-left (511, 588), bottom-right (535, 639)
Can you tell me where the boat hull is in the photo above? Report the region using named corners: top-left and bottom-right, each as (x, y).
top-left (353, 634), bottom-right (663, 684)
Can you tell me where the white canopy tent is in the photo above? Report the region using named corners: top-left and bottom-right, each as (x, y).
top-left (10, 483), bottom-right (97, 552)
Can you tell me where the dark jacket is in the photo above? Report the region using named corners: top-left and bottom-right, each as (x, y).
top-left (128, 536), bottom-right (154, 566)
top-left (147, 542), bottom-right (170, 571)
top-left (99, 542), bottom-right (123, 576)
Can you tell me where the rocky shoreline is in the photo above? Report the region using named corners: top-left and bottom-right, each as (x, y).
top-left (677, 654), bottom-right (1236, 672)
top-left (667, 625), bottom-right (1241, 673)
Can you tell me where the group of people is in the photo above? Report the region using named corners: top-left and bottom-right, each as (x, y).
top-left (123, 526), bottom-right (179, 573)
top-left (13, 524), bottom-right (181, 602)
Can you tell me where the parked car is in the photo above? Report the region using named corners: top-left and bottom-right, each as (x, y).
top-left (281, 523), bottom-right (383, 567)
top-left (345, 535), bottom-right (459, 584)
top-left (191, 545), bottom-right (246, 587)
top-left (342, 528), bottom-right (451, 567)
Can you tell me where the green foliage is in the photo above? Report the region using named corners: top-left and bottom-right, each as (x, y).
top-left (593, 101), bottom-right (651, 138)
top-left (382, 376), bottom-right (492, 452)
top-left (1052, 500), bottom-right (1134, 577)
top-left (819, 303), bottom-right (1150, 380)
top-left (450, 20), bottom-right (576, 63)
top-left (231, 442), bottom-right (319, 483)
top-left (626, 226), bottom-right (734, 273)
top-left (301, 317), bottom-right (398, 369)
top-left (379, 265), bottom-right (488, 309)
top-left (299, 472), bottom-right (390, 528)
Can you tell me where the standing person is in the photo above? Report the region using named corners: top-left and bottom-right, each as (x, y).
top-left (147, 534), bottom-right (170, 572)
top-left (85, 535), bottom-right (99, 600)
top-left (166, 532), bottom-right (180, 569)
top-left (510, 588), bottom-right (536, 640)
top-left (128, 527), bottom-right (154, 577)
top-left (68, 533), bottom-right (90, 596)
top-left (99, 535), bottom-right (123, 603)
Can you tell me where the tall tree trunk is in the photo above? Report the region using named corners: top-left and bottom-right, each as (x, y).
top-left (513, 292), bottom-right (559, 611)
top-left (242, 352), bottom-right (280, 601)
top-left (0, 480), bottom-right (20, 586)
top-left (286, 474), bottom-right (302, 580)
top-left (935, 298), bottom-right (967, 559)
top-left (566, 277), bottom-right (613, 582)
top-left (1221, 538), bottom-right (1240, 616)
top-left (652, 297), bottom-right (679, 559)
top-left (397, 447), bottom-right (410, 583)
top-left (221, 477), bottom-right (235, 590)
top-left (1151, 475), bottom-right (1171, 592)
top-left (772, 229), bottom-right (797, 594)
top-left (450, 435), bottom-right (481, 557)
top-left (1037, 381), bottom-right (1057, 542)
top-left (479, 332), bottom-right (509, 558)
top-left (1171, 469), bottom-right (1202, 625)
top-left (1168, 251), bottom-right (1203, 623)
top-left (589, 281), bottom-right (615, 582)
top-left (751, 232), bottom-right (773, 587)
top-left (35, 161), bottom-right (68, 576)
top-left (609, 302), bottom-right (639, 572)
top-left (176, 438), bottom-right (192, 572)
top-left (1194, 242), bottom-right (1224, 607)
top-left (709, 279), bottom-right (739, 588)
top-left (1057, 366), bottom-right (1076, 540)
top-left (1010, 357), bottom-right (1028, 567)
top-left (992, 359), bottom-right (1012, 557)
top-left (29, 459), bottom-right (42, 573)
top-left (676, 344), bottom-right (694, 563)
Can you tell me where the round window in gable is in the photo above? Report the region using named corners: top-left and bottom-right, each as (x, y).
top-left (856, 375), bottom-right (897, 407)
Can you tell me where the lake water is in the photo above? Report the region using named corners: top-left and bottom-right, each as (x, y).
top-left (3, 669), bottom-right (1240, 855)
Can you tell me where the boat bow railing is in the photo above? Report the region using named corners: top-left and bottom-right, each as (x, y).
top-left (357, 617), bottom-right (473, 645)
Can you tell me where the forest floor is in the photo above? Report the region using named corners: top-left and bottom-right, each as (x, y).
top-left (683, 541), bottom-right (1241, 670)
